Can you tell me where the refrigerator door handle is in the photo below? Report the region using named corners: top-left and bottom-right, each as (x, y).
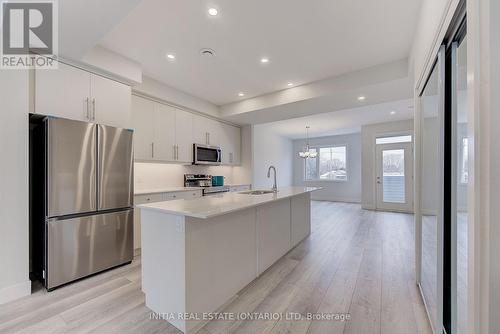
top-left (85, 97), bottom-right (90, 120)
top-left (97, 124), bottom-right (134, 211)
top-left (92, 98), bottom-right (96, 121)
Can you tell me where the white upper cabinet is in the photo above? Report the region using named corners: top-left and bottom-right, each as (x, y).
top-left (35, 62), bottom-right (91, 122)
top-left (131, 95), bottom-right (155, 160)
top-left (220, 123), bottom-right (241, 165)
top-left (131, 95), bottom-right (241, 165)
top-left (35, 61), bottom-right (132, 129)
top-left (154, 103), bottom-right (176, 161)
top-left (193, 114), bottom-right (221, 147)
top-left (91, 74), bottom-right (131, 129)
top-left (229, 125), bottom-right (241, 165)
top-left (175, 109), bottom-right (194, 163)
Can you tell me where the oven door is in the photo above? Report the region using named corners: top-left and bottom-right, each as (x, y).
top-left (194, 144), bottom-right (222, 165)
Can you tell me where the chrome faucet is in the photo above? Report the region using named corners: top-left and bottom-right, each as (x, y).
top-left (267, 165), bottom-right (278, 192)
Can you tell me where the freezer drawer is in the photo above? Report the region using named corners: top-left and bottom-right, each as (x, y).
top-left (46, 209), bottom-right (133, 289)
top-left (98, 125), bottom-right (134, 211)
top-left (47, 118), bottom-right (97, 217)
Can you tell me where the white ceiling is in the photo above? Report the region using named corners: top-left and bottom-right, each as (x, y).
top-left (58, 0), bottom-right (142, 59)
top-left (99, 0), bottom-right (422, 105)
top-left (255, 99), bottom-right (414, 139)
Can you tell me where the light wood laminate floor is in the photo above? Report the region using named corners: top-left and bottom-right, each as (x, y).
top-left (0, 202), bottom-right (432, 334)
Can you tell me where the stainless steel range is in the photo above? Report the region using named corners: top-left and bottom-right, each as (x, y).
top-left (184, 174), bottom-right (229, 196)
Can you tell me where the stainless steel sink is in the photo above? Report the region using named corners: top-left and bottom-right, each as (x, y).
top-left (239, 190), bottom-right (277, 195)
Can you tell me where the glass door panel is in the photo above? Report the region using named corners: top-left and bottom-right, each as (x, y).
top-left (382, 149), bottom-right (405, 203)
top-left (375, 142), bottom-right (413, 211)
top-left (420, 45), bottom-right (445, 334)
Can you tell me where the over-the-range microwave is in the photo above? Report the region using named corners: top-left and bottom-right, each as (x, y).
top-left (193, 144), bottom-right (222, 165)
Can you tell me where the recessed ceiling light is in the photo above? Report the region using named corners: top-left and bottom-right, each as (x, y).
top-left (208, 8), bottom-right (218, 16)
top-left (390, 111), bottom-right (396, 115)
top-left (287, 82), bottom-right (293, 87)
top-left (166, 54), bottom-right (175, 60)
top-left (357, 95), bottom-right (366, 101)
top-left (260, 57), bottom-right (269, 64)
top-left (238, 92), bottom-right (245, 97)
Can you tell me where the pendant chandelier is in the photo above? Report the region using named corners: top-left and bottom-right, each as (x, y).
top-left (298, 126), bottom-right (317, 159)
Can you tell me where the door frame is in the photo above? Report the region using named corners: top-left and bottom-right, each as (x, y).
top-left (375, 141), bottom-right (414, 212)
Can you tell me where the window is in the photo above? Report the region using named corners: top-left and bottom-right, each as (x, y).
top-left (460, 137), bottom-right (468, 183)
top-left (376, 135), bottom-right (412, 145)
top-left (304, 145), bottom-right (347, 181)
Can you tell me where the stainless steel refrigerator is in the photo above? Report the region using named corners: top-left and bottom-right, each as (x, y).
top-left (31, 116), bottom-right (134, 290)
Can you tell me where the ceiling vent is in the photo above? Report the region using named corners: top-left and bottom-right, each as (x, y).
top-left (200, 48), bottom-right (216, 57)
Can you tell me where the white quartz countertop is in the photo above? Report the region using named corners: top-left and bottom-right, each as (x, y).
top-left (138, 187), bottom-right (320, 219)
top-left (134, 184), bottom-right (251, 195)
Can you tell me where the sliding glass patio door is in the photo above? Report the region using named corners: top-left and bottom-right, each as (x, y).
top-left (418, 6), bottom-right (467, 333)
top-left (419, 45), bottom-right (445, 334)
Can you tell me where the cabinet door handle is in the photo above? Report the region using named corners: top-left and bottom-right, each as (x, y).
top-left (208, 133), bottom-right (210, 145)
top-left (151, 142), bottom-right (154, 158)
top-left (172, 145), bottom-right (176, 160)
top-left (92, 98), bottom-right (96, 121)
top-left (85, 97), bottom-right (90, 120)
top-left (177, 145), bottom-right (179, 160)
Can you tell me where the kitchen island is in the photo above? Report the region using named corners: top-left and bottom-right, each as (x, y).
top-left (139, 187), bottom-right (320, 334)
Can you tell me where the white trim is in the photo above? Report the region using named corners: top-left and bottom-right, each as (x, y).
top-left (0, 280), bottom-right (31, 305)
top-left (131, 91), bottom-right (242, 128)
top-left (303, 143), bottom-right (349, 182)
top-left (310, 196), bottom-right (361, 204)
top-left (414, 91), bottom-right (423, 285)
top-left (414, 0), bottom-right (461, 93)
top-left (466, 0), bottom-right (486, 333)
top-left (418, 282), bottom-right (437, 334)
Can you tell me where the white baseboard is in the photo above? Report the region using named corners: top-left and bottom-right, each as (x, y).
top-left (0, 280), bottom-right (31, 305)
top-left (311, 196), bottom-right (361, 204)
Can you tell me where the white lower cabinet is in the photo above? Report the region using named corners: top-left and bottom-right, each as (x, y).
top-left (134, 190), bottom-right (203, 249)
top-left (257, 198), bottom-right (291, 274)
top-left (291, 193), bottom-right (312, 247)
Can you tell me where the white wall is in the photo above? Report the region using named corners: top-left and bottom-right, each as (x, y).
top-left (134, 76), bottom-right (220, 118)
top-left (81, 45), bottom-right (142, 84)
top-left (361, 120), bottom-right (414, 210)
top-left (252, 125), bottom-right (293, 189)
top-left (410, 0), bottom-right (458, 86)
top-left (0, 71), bottom-right (30, 304)
top-left (292, 133), bottom-right (362, 202)
top-left (232, 125), bottom-right (253, 185)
